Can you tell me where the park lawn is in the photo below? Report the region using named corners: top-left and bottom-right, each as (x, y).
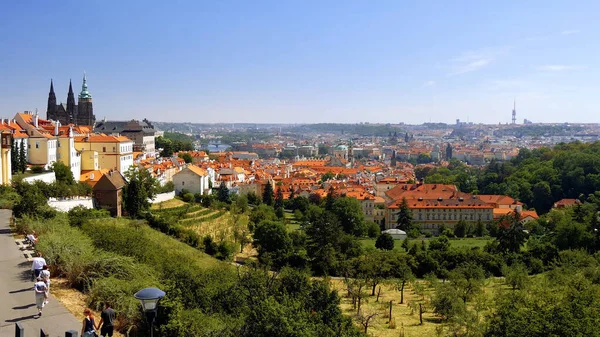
top-left (151, 198), bottom-right (187, 209)
top-left (358, 237), bottom-right (492, 250)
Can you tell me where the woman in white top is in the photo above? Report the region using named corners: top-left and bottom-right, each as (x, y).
top-left (34, 277), bottom-right (48, 317)
top-left (40, 265), bottom-right (50, 304)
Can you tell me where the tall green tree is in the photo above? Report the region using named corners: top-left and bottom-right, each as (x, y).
top-left (18, 141), bottom-right (27, 173)
top-left (123, 168), bottom-right (158, 218)
top-left (396, 197), bottom-right (414, 232)
top-left (217, 181), bottom-right (230, 203)
top-left (10, 139), bottom-right (17, 174)
top-left (331, 197), bottom-right (366, 236)
top-left (262, 181), bottom-right (274, 206)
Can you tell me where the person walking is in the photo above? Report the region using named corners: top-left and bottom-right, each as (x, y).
top-left (40, 264), bottom-right (51, 304)
top-left (34, 276), bottom-right (48, 317)
top-left (81, 308), bottom-right (97, 337)
top-left (31, 252), bottom-right (46, 281)
top-left (96, 302), bottom-right (116, 337)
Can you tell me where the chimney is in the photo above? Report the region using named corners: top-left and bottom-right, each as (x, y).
top-left (34, 114), bottom-right (39, 128)
top-left (54, 121), bottom-right (60, 136)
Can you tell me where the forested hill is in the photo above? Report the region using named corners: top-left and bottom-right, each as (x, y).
top-left (418, 141), bottom-right (600, 214)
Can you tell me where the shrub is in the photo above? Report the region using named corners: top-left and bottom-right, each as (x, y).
top-left (366, 221), bottom-right (380, 238)
top-left (216, 241), bottom-right (235, 261)
top-left (375, 233), bottom-right (395, 250)
top-left (182, 193), bottom-right (194, 203)
top-left (31, 165), bottom-right (45, 173)
top-left (203, 236), bottom-right (218, 256)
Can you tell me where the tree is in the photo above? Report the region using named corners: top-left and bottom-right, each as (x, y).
top-left (496, 211), bottom-right (528, 253)
top-left (123, 167), bottom-right (158, 218)
top-left (449, 263), bottom-right (485, 303)
top-left (431, 283), bottom-right (464, 320)
top-left (10, 139), bottom-right (17, 174)
top-left (321, 171), bottom-right (335, 182)
top-left (274, 187), bottom-right (284, 218)
top-left (252, 220), bottom-right (291, 268)
top-left (454, 219), bottom-right (467, 238)
top-left (19, 141), bottom-right (27, 173)
top-left (262, 181), bottom-right (274, 206)
top-left (331, 197), bottom-right (366, 236)
top-left (392, 256), bottom-right (414, 304)
top-left (396, 198), bottom-right (414, 232)
top-left (375, 233), bottom-right (394, 250)
top-left (217, 181), bottom-right (230, 203)
top-left (52, 161), bottom-right (74, 185)
top-left (475, 219), bottom-right (487, 237)
top-left (178, 152), bottom-right (193, 163)
top-left (502, 262), bottom-right (529, 290)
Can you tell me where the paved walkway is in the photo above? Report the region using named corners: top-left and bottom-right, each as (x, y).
top-left (0, 209), bottom-right (80, 336)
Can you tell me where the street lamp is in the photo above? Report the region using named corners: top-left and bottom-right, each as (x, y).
top-left (134, 287), bottom-right (165, 337)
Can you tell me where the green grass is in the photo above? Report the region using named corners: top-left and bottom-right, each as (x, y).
top-left (358, 237), bottom-right (492, 250)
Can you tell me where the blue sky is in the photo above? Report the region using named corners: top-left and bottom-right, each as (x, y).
top-left (1, 1), bottom-right (598, 124)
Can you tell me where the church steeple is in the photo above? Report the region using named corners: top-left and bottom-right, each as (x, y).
top-left (79, 72), bottom-right (92, 99)
top-left (67, 79), bottom-right (76, 122)
top-left (47, 79), bottom-right (57, 120)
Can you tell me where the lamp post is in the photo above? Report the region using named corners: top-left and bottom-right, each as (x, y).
top-left (134, 287), bottom-right (165, 337)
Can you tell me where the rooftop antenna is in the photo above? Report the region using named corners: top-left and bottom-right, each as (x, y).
top-left (512, 99), bottom-right (516, 125)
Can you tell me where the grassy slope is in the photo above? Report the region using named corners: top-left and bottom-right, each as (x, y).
top-left (358, 237), bottom-right (492, 250)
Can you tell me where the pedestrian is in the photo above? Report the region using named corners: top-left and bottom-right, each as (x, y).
top-left (40, 265), bottom-right (50, 304)
top-left (96, 302), bottom-right (116, 337)
top-left (26, 231), bottom-right (38, 244)
top-left (34, 276), bottom-right (47, 317)
top-left (81, 308), bottom-right (97, 337)
top-left (31, 252), bottom-right (46, 281)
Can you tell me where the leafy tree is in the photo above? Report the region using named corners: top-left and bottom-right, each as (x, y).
top-left (262, 181), bottom-right (274, 206)
top-left (392, 255), bottom-right (414, 304)
top-left (502, 262), bottom-right (529, 290)
top-left (496, 211), bottom-right (528, 253)
top-left (123, 167), bottom-right (158, 218)
top-left (249, 204), bottom-right (277, 227)
top-left (178, 152), bottom-right (193, 163)
top-left (475, 219), bottom-right (488, 237)
top-left (375, 233), bottom-right (394, 250)
top-left (331, 197), bottom-right (366, 236)
top-left (432, 283), bottom-right (465, 321)
top-left (235, 194), bottom-right (249, 213)
top-left (253, 220), bottom-right (292, 268)
top-left (321, 171), bottom-right (335, 182)
top-left (52, 161), bottom-right (74, 185)
top-left (449, 263), bottom-right (485, 303)
top-left (366, 221), bottom-right (380, 238)
top-left (396, 198), bottom-right (414, 232)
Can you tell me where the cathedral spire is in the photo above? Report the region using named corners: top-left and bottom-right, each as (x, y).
top-left (47, 79), bottom-right (57, 120)
top-left (68, 79), bottom-right (74, 95)
top-left (79, 72), bottom-right (92, 99)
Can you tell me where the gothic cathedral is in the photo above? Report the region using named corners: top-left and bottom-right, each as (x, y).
top-left (46, 73), bottom-right (96, 126)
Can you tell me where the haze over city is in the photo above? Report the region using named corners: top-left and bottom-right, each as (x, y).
top-left (1, 0), bottom-right (599, 124)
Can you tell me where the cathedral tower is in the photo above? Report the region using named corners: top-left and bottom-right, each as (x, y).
top-left (46, 79), bottom-right (57, 120)
top-left (67, 79), bottom-right (76, 123)
top-left (77, 73), bottom-right (95, 126)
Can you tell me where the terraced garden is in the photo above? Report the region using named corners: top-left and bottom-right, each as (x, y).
top-left (151, 200), bottom-right (249, 244)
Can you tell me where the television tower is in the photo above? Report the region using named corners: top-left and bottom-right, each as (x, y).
top-left (511, 99), bottom-right (516, 125)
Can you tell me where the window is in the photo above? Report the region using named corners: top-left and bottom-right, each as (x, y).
top-left (113, 147), bottom-right (116, 152)
top-left (182, 181), bottom-right (185, 186)
top-left (103, 147), bottom-right (106, 152)
top-left (35, 141), bottom-right (39, 149)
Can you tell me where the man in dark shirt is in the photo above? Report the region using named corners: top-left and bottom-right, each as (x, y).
top-left (97, 303), bottom-right (116, 337)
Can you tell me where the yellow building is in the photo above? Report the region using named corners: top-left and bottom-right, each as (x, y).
top-left (0, 132), bottom-right (12, 184)
top-left (74, 134), bottom-right (134, 172)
